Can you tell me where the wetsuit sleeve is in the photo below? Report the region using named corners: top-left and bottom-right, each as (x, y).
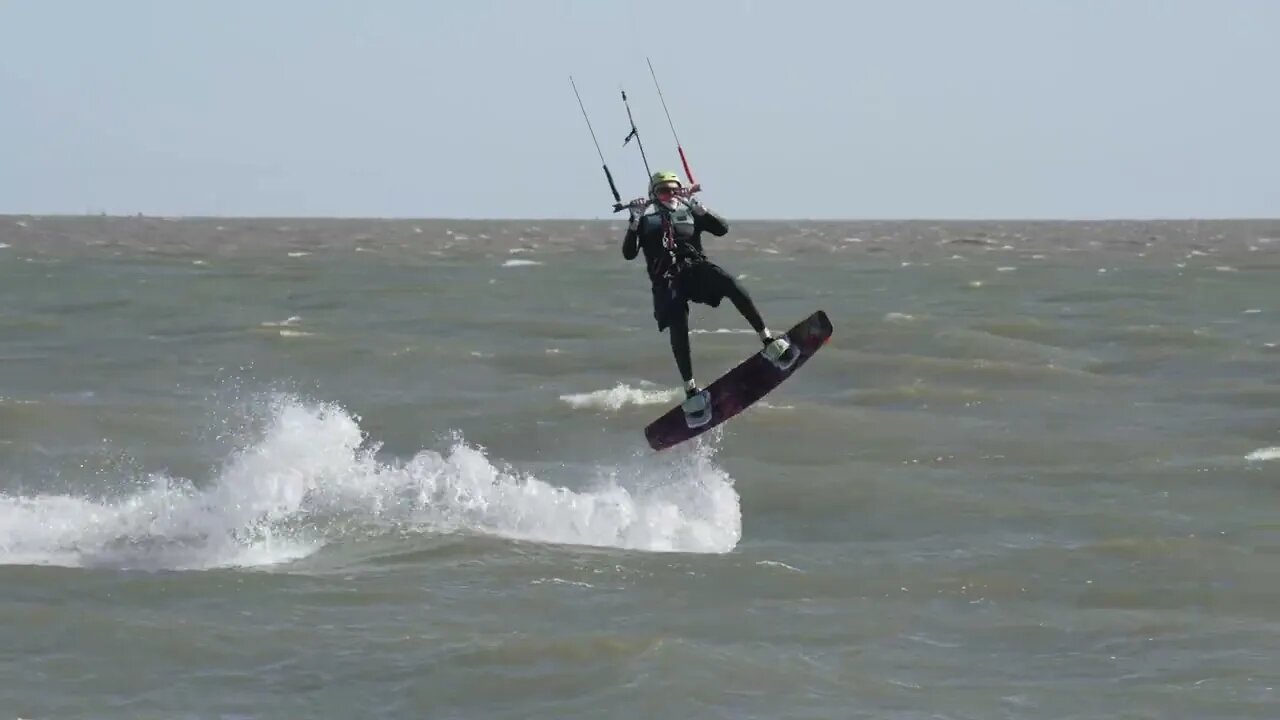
top-left (695, 208), bottom-right (729, 237)
top-left (622, 225), bottom-right (640, 260)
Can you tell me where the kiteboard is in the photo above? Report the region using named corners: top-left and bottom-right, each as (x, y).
top-left (644, 310), bottom-right (833, 451)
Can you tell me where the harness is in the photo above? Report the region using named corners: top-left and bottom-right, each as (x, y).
top-left (652, 211), bottom-right (681, 285)
top-left (649, 205), bottom-right (702, 288)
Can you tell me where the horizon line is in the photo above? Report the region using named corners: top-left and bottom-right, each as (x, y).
top-left (3, 212), bottom-right (1277, 224)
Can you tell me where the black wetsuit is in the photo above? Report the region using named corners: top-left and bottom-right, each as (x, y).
top-left (622, 201), bottom-right (767, 385)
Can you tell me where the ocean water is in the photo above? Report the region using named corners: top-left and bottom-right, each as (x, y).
top-left (1, 215), bottom-right (1278, 719)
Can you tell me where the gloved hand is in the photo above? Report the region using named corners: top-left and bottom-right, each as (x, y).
top-left (682, 193), bottom-right (707, 216)
top-left (627, 198), bottom-right (647, 230)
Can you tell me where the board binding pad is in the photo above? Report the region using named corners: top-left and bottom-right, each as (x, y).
top-left (644, 310), bottom-right (833, 451)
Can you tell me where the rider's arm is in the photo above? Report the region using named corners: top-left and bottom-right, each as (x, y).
top-left (622, 206), bottom-right (646, 259)
top-left (622, 225), bottom-right (640, 260)
top-left (693, 203), bottom-right (729, 237)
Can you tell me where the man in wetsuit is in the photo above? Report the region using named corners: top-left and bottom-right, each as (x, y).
top-left (623, 170), bottom-right (795, 425)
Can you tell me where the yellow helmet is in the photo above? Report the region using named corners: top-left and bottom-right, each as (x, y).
top-left (649, 170), bottom-right (683, 194)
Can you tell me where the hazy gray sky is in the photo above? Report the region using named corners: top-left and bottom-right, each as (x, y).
top-left (2, 1), bottom-right (1277, 219)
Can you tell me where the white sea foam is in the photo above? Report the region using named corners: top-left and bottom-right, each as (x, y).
top-left (256, 316), bottom-right (313, 337)
top-left (559, 383), bottom-right (680, 411)
top-left (0, 395), bottom-right (740, 569)
top-left (1244, 447), bottom-right (1280, 462)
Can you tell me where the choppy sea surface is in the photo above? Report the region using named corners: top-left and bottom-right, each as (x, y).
top-left (2, 215), bottom-right (1278, 719)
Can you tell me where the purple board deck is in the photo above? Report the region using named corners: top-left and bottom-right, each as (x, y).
top-left (644, 310), bottom-right (834, 451)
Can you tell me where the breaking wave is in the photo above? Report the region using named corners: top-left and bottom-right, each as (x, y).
top-left (0, 395), bottom-right (741, 570)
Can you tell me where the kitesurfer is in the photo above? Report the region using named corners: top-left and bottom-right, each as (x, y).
top-left (622, 170), bottom-right (797, 424)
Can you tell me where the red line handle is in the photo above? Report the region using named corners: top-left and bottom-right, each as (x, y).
top-left (677, 147), bottom-right (695, 186)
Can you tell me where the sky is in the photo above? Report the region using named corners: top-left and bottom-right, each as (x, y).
top-left (1, 0), bottom-right (1278, 220)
